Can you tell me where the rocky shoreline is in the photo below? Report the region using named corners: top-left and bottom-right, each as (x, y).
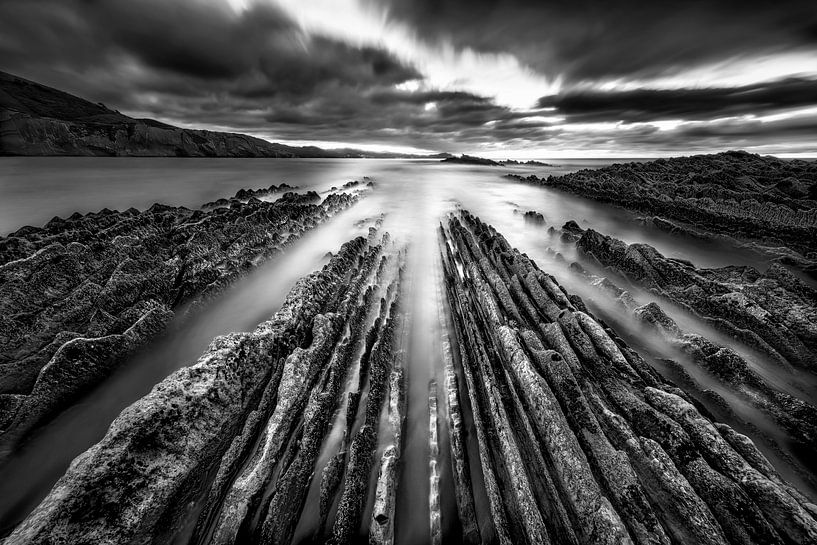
top-left (0, 184), bottom-right (364, 457)
top-left (440, 211), bottom-right (817, 544)
top-left (575, 228), bottom-right (817, 372)
top-left (2, 185), bottom-right (817, 544)
top-left (4, 232), bottom-right (386, 543)
top-left (529, 214), bottom-right (817, 481)
top-left (507, 151), bottom-right (817, 266)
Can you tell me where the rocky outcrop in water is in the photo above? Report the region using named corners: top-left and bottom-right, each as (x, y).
top-left (6, 199), bottom-right (817, 544)
top-left (440, 210), bottom-right (817, 545)
top-left (566, 255), bottom-right (817, 478)
top-left (441, 154), bottom-right (500, 166)
top-left (508, 152), bottom-right (817, 260)
top-left (369, 365), bottom-right (406, 545)
top-left (576, 228), bottom-right (817, 371)
top-left (201, 184), bottom-right (297, 208)
top-left (0, 188), bottom-right (362, 455)
top-left (5, 228), bottom-right (410, 544)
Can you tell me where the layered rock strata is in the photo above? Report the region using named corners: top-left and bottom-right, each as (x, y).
top-left (536, 217), bottom-right (817, 484)
top-left (201, 183), bottom-right (296, 208)
top-left (328, 279), bottom-right (404, 545)
top-left (369, 365), bottom-right (406, 545)
top-left (575, 228), bottom-right (817, 371)
top-left (428, 380), bottom-right (442, 545)
top-left (567, 255), bottom-right (817, 474)
top-left (438, 283), bottom-right (480, 545)
top-left (439, 210), bottom-right (817, 545)
top-left (508, 151), bottom-right (817, 261)
top-left (0, 188), bottom-right (362, 456)
top-left (5, 228), bottom-right (411, 544)
top-left (6, 201), bottom-right (817, 544)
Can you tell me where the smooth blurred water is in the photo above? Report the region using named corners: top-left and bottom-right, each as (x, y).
top-left (1, 157), bottom-right (814, 540)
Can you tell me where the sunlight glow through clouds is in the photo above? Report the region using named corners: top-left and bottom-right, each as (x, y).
top-left (202, 0), bottom-right (817, 155)
top-left (269, 0), bottom-right (560, 108)
top-left (266, 0), bottom-right (817, 104)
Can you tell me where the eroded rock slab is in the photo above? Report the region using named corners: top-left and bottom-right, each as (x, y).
top-left (0, 187), bottom-right (362, 452)
top-left (576, 227), bottom-right (817, 371)
top-left (439, 210), bottom-right (817, 545)
top-left (508, 151), bottom-right (817, 262)
top-left (4, 234), bottom-right (375, 544)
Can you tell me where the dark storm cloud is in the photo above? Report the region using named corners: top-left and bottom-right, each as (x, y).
top-left (0, 0), bottom-right (815, 154)
top-left (382, 0), bottom-right (817, 83)
top-left (261, 86), bottom-right (525, 148)
top-left (0, 0), bottom-right (419, 117)
top-left (370, 90), bottom-right (490, 106)
top-left (537, 78), bottom-right (817, 123)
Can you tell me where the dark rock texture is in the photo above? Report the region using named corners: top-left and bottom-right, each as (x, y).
top-left (508, 151), bottom-right (817, 259)
top-left (523, 210), bottom-right (545, 224)
top-left (3, 229), bottom-right (411, 545)
top-left (5, 200), bottom-right (817, 544)
top-left (576, 228), bottom-right (817, 371)
top-left (440, 210), bottom-right (817, 545)
top-left (3, 235), bottom-right (373, 543)
top-left (441, 154), bottom-right (501, 166)
top-left (0, 188), bottom-right (361, 453)
top-left (569, 255), bottom-right (817, 467)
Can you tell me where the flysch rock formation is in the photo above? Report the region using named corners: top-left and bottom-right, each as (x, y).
top-left (4, 225), bottom-right (411, 545)
top-left (4, 201), bottom-right (817, 544)
top-left (439, 210), bottom-right (817, 545)
top-left (0, 185), bottom-right (364, 457)
top-left (532, 216), bottom-right (817, 493)
top-left (574, 227), bottom-right (817, 372)
top-left (566, 256), bottom-right (817, 460)
top-left (507, 151), bottom-right (817, 266)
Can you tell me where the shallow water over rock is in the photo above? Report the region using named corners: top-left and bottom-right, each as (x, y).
top-left (1, 157), bottom-right (815, 543)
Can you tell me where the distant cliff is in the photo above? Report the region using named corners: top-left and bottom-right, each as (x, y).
top-left (0, 71), bottom-right (439, 158)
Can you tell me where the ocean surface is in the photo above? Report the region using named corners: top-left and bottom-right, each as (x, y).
top-left (1, 157), bottom-right (815, 541)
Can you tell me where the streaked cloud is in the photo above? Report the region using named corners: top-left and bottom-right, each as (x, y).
top-left (0, 0), bottom-right (815, 156)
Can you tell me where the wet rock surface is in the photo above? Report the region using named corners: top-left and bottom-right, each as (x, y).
top-left (4, 227), bottom-right (409, 545)
top-left (575, 228), bottom-right (817, 371)
top-left (0, 187), bottom-right (362, 454)
top-left (507, 151), bottom-right (817, 262)
top-left (439, 210), bottom-right (817, 545)
top-left (3, 182), bottom-right (817, 545)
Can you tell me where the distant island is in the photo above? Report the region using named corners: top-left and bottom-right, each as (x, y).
top-left (441, 154), bottom-right (553, 166)
top-left (0, 71), bottom-right (449, 159)
top-left (502, 159), bottom-right (554, 166)
top-left (441, 154), bottom-right (501, 166)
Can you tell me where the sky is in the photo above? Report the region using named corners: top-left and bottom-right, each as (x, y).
top-left (1, 0), bottom-right (816, 157)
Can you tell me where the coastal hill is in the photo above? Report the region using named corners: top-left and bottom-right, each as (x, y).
top-left (0, 71), bottom-right (444, 158)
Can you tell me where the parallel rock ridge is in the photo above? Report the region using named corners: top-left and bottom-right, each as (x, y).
top-left (4, 227), bottom-right (411, 544)
top-left (550, 217), bottom-right (817, 489)
top-left (439, 210), bottom-right (817, 545)
top-left (0, 187), bottom-right (362, 455)
top-left (5, 204), bottom-right (817, 544)
top-left (576, 227), bottom-right (817, 372)
top-left (508, 151), bottom-right (817, 259)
